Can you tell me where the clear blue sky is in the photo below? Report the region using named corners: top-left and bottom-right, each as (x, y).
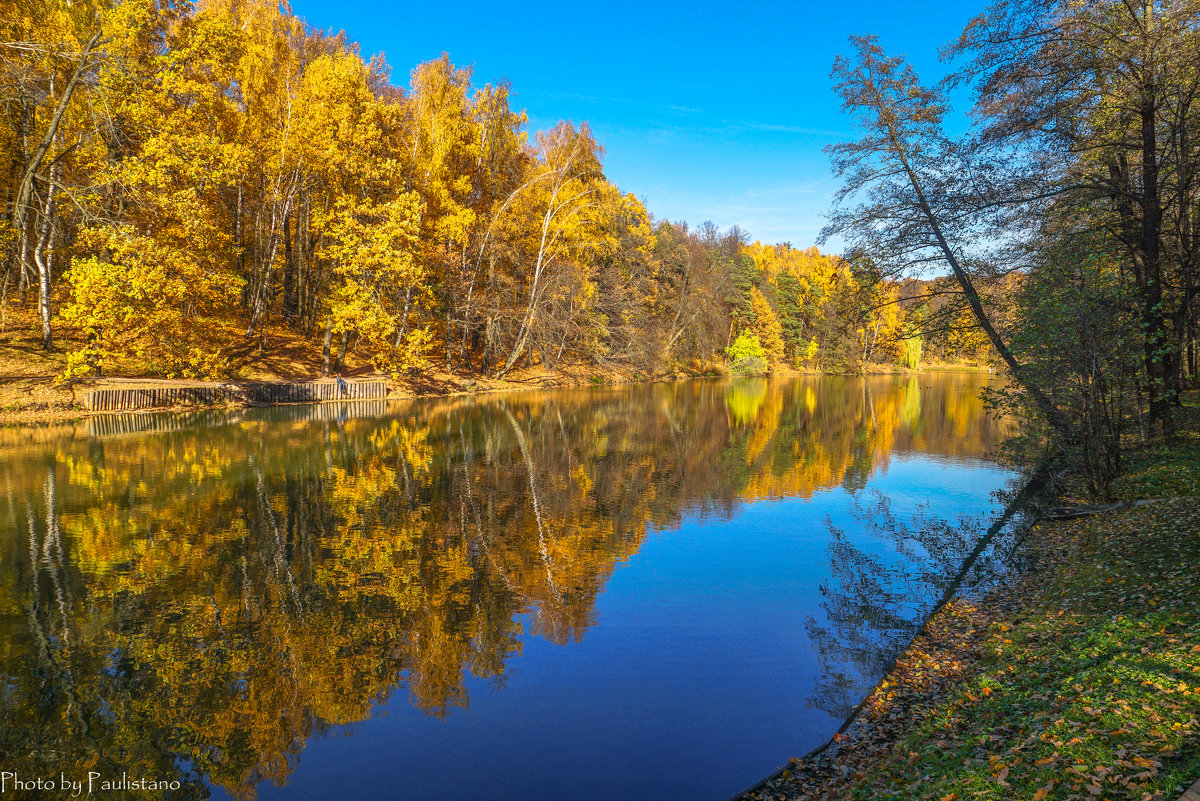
top-left (290, 0), bottom-right (983, 250)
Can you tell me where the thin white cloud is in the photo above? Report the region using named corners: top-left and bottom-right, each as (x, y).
top-left (719, 119), bottom-right (849, 137)
top-left (528, 91), bottom-right (705, 116)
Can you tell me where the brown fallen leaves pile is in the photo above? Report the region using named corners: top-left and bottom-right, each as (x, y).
top-left (741, 447), bottom-right (1200, 801)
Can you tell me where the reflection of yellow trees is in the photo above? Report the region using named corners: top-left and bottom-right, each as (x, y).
top-left (716, 375), bottom-right (1012, 504)
top-left (725, 378), bottom-right (769, 426)
top-left (0, 375), bottom-right (1008, 798)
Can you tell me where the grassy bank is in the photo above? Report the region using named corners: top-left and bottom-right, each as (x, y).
top-left (744, 402), bottom-right (1200, 801)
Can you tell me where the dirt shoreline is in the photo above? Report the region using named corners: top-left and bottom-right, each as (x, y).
top-left (0, 363), bottom-right (992, 426)
top-left (0, 364), bottom-right (645, 425)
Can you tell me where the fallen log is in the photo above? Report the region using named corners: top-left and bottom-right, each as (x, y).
top-left (1043, 496), bottom-right (1200, 520)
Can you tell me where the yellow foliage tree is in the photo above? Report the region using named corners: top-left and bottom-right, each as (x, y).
top-left (59, 0), bottom-right (246, 377)
top-left (948, 304), bottom-right (992, 362)
top-left (60, 224), bottom-right (241, 378)
top-left (853, 276), bottom-right (905, 370)
top-left (316, 194), bottom-right (430, 374)
top-left (749, 286), bottom-right (785, 365)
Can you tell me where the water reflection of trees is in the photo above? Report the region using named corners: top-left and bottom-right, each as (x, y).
top-left (805, 484), bottom-right (1029, 722)
top-left (0, 374), bottom-right (1007, 798)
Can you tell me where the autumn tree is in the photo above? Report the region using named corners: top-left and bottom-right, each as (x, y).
top-left (946, 0), bottom-right (1200, 437)
top-left (56, 0), bottom-right (245, 376)
top-left (748, 286), bottom-right (785, 365)
top-left (0, 0), bottom-right (106, 349)
top-left (496, 122), bottom-right (604, 376)
top-left (315, 194), bottom-right (428, 375)
top-left (824, 34), bottom-right (1067, 431)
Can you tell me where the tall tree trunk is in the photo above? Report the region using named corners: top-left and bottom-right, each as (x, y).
top-left (499, 219), bottom-right (552, 376)
top-left (1138, 10), bottom-right (1174, 437)
top-left (335, 328), bottom-right (349, 373)
top-left (32, 165), bottom-right (57, 350)
top-left (18, 202), bottom-right (31, 303)
top-left (393, 285), bottom-right (413, 349)
top-left (1188, 293), bottom-right (1197, 381)
top-left (245, 171), bottom-right (299, 335)
top-left (282, 211), bottom-right (296, 324)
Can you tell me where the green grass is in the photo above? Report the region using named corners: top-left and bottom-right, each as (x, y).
top-left (832, 439), bottom-right (1200, 801)
top-left (1113, 400), bottom-right (1200, 500)
top-left (852, 506), bottom-right (1200, 800)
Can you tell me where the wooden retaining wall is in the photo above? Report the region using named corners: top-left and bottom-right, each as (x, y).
top-left (84, 399), bottom-right (390, 438)
top-left (85, 409), bottom-right (240, 438)
top-left (83, 379), bottom-right (387, 412)
top-left (251, 380), bottom-right (386, 404)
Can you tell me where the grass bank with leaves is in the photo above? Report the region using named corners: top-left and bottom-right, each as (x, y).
top-left (743, 402), bottom-right (1200, 801)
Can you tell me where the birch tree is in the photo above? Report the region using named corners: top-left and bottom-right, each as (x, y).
top-left (497, 122), bottom-right (603, 377)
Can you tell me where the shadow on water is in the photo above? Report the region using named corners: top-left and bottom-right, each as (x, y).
top-left (0, 374), bottom-right (1015, 800)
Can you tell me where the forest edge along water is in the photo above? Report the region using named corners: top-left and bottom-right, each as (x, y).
top-left (1, 373), bottom-right (1025, 800)
top-left (734, 413), bottom-right (1200, 801)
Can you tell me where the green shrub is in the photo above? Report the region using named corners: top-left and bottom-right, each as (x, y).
top-left (726, 332), bottom-right (768, 376)
top-left (901, 334), bottom-right (922, 369)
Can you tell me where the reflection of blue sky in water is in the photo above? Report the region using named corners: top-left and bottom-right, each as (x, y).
top-left (241, 456), bottom-right (1012, 801)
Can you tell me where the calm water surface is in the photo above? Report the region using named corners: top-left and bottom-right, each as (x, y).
top-left (0, 374), bottom-right (1018, 800)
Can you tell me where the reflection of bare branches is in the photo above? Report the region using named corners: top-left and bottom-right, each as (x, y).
top-left (504, 403), bottom-right (589, 646)
top-left (807, 500), bottom-right (985, 718)
top-left (458, 422), bottom-right (520, 600)
top-left (806, 471), bottom-right (1041, 720)
top-left (24, 466), bottom-right (95, 749)
top-left (806, 517), bottom-right (927, 719)
top-left (42, 465), bottom-right (73, 639)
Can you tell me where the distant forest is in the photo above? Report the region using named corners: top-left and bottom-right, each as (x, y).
top-left (0, 0), bottom-right (985, 380)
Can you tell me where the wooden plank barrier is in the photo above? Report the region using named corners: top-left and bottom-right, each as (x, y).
top-left (84, 399), bottom-right (389, 437)
top-left (83, 379), bottom-right (388, 412)
top-left (85, 409), bottom-right (240, 437)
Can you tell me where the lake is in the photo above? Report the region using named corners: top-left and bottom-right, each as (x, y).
top-left (0, 373), bottom-right (1019, 800)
